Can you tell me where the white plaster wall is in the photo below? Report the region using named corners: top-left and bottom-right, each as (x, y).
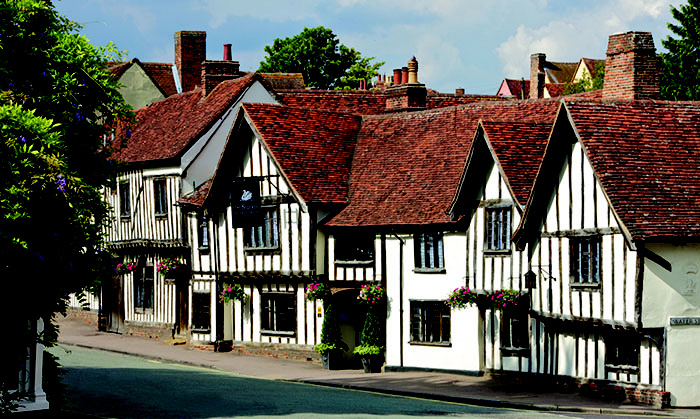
top-left (666, 326), bottom-right (700, 407)
top-left (119, 65), bottom-right (165, 110)
top-left (643, 243), bottom-right (700, 328)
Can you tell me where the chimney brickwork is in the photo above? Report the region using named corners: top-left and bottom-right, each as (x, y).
top-left (530, 53), bottom-right (546, 99)
top-left (201, 60), bottom-right (240, 95)
top-left (175, 31), bottom-right (206, 93)
top-left (385, 57), bottom-right (426, 112)
top-left (602, 31), bottom-right (659, 101)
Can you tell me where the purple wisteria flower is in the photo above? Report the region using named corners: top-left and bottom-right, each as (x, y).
top-left (55, 175), bottom-right (66, 192)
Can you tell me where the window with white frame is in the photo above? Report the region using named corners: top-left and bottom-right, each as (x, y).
top-left (570, 236), bottom-right (601, 284)
top-left (198, 213), bottom-right (209, 251)
top-left (414, 232), bottom-right (444, 270)
top-left (410, 301), bottom-right (450, 344)
top-left (191, 291), bottom-right (211, 333)
top-left (154, 179), bottom-right (168, 216)
top-left (261, 293), bottom-right (296, 334)
top-left (605, 333), bottom-right (639, 373)
top-left (485, 206), bottom-right (512, 252)
top-left (134, 262), bottom-right (153, 311)
top-left (500, 310), bottom-right (529, 354)
top-left (245, 206), bottom-right (279, 250)
top-left (119, 182), bottom-right (130, 219)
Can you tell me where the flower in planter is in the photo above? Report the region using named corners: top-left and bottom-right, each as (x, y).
top-left (490, 289), bottom-right (523, 310)
top-left (305, 280), bottom-right (330, 301)
top-left (156, 257), bottom-right (182, 276)
top-left (219, 283), bottom-right (245, 303)
top-left (358, 284), bottom-right (385, 304)
top-left (445, 286), bottom-right (478, 309)
top-left (115, 261), bottom-right (137, 275)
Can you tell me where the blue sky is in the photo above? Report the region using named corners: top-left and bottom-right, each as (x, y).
top-left (54, 0), bottom-right (678, 94)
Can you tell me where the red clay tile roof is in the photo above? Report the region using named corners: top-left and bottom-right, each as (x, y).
top-left (178, 178), bottom-right (212, 207)
top-left (326, 100), bottom-right (560, 227)
top-left (276, 89), bottom-right (387, 115)
top-left (243, 103), bottom-right (362, 203)
top-left (260, 73), bottom-right (305, 90)
top-left (427, 92), bottom-right (508, 108)
top-left (566, 100), bottom-right (700, 240)
top-left (546, 83), bottom-right (566, 98)
top-left (481, 120), bottom-right (553, 206)
top-left (502, 79), bottom-right (530, 99)
top-left (581, 58), bottom-right (605, 78)
top-left (113, 73), bottom-right (260, 163)
top-left (141, 62), bottom-right (178, 97)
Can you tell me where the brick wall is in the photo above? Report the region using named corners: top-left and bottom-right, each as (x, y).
top-left (602, 31), bottom-right (659, 101)
top-left (201, 60), bottom-right (240, 95)
top-left (385, 84), bottom-right (427, 112)
top-left (175, 31), bottom-right (206, 93)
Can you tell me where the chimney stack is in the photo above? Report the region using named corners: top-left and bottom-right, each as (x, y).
top-left (201, 43), bottom-right (241, 95)
top-left (529, 53), bottom-right (546, 99)
top-left (175, 31), bottom-right (207, 92)
top-left (385, 57), bottom-right (426, 112)
top-left (602, 31), bottom-right (659, 101)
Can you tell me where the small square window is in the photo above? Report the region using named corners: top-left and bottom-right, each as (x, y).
top-left (410, 301), bottom-right (450, 344)
top-left (335, 233), bottom-right (374, 264)
top-left (501, 311), bottom-right (529, 354)
top-left (485, 206), bottom-right (511, 252)
top-left (414, 232), bottom-right (444, 270)
top-left (570, 236), bottom-right (601, 284)
top-left (154, 179), bottom-right (168, 216)
top-left (605, 333), bottom-right (639, 372)
top-left (261, 293), bottom-right (296, 334)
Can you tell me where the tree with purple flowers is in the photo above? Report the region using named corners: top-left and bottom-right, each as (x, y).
top-left (0, 0), bottom-right (132, 410)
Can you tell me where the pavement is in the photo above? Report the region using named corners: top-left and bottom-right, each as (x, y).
top-left (53, 316), bottom-right (700, 418)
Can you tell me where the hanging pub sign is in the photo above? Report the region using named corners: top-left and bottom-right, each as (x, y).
top-left (230, 178), bottom-right (262, 227)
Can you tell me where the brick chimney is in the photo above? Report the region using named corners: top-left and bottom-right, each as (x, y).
top-left (602, 31), bottom-right (659, 101)
top-left (175, 31), bottom-right (206, 92)
top-left (385, 57), bottom-right (426, 112)
top-left (529, 53), bottom-right (546, 99)
top-left (201, 44), bottom-right (240, 95)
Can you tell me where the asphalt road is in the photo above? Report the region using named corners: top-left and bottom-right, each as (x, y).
top-left (49, 345), bottom-right (592, 418)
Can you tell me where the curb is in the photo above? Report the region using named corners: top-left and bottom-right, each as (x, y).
top-left (57, 340), bottom-right (675, 417)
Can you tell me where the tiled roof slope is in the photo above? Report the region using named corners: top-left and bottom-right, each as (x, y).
top-left (327, 100), bottom-right (560, 227)
top-left (582, 58), bottom-right (605, 78)
top-left (482, 121), bottom-right (552, 206)
top-left (243, 103), bottom-right (362, 204)
top-left (504, 79), bottom-right (530, 99)
top-left (260, 73), bottom-right (305, 90)
top-left (427, 92), bottom-right (508, 108)
top-left (141, 62), bottom-right (178, 97)
top-left (178, 178), bottom-right (212, 207)
top-left (113, 73), bottom-right (258, 163)
top-left (546, 83), bottom-right (566, 98)
top-left (545, 61), bottom-right (578, 84)
top-left (277, 90), bottom-right (387, 115)
top-left (566, 100), bottom-right (700, 240)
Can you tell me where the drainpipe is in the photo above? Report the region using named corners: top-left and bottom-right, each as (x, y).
top-left (390, 230), bottom-right (405, 367)
top-left (213, 211), bottom-right (222, 350)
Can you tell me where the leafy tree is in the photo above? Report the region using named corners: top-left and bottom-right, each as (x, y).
top-left (258, 26), bottom-right (384, 90)
top-left (562, 61), bottom-right (605, 95)
top-left (660, 0), bottom-right (700, 100)
top-left (0, 0), bottom-right (131, 408)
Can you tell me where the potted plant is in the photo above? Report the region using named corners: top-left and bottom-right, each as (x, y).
top-left (314, 302), bottom-right (347, 370)
top-left (445, 286), bottom-right (478, 309)
top-left (219, 283), bottom-right (246, 303)
top-left (354, 283), bottom-right (385, 373)
top-left (115, 261), bottom-right (137, 275)
top-left (305, 279), bottom-right (330, 302)
top-left (156, 257), bottom-right (182, 279)
top-left (490, 289), bottom-right (524, 312)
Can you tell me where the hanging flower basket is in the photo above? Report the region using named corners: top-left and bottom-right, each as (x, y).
top-left (157, 257), bottom-right (182, 277)
top-left (490, 289), bottom-right (524, 311)
top-left (219, 283), bottom-right (246, 303)
top-left (445, 286), bottom-right (478, 309)
top-left (358, 284), bottom-right (385, 304)
top-left (305, 280), bottom-right (330, 302)
top-left (116, 261), bottom-right (137, 275)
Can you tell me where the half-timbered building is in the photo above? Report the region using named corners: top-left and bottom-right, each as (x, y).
top-left (511, 31), bottom-right (700, 407)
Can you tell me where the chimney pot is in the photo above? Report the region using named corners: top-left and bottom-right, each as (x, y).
top-left (223, 44), bottom-right (232, 61)
top-left (393, 68), bottom-right (402, 86)
top-left (401, 67), bottom-right (408, 85)
top-left (455, 88), bottom-right (465, 95)
top-left (407, 56), bottom-right (418, 84)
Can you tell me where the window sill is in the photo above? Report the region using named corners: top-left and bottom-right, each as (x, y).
top-left (155, 213), bottom-right (168, 219)
top-left (134, 308), bottom-right (153, 314)
top-left (244, 247), bottom-right (281, 255)
top-left (191, 328), bottom-right (211, 334)
top-left (413, 267), bottom-right (446, 274)
top-left (120, 216), bottom-right (131, 222)
top-left (198, 246), bottom-right (210, 254)
top-left (500, 347), bottom-right (530, 357)
top-left (605, 364), bottom-right (639, 374)
top-left (484, 250), bottom-right (512, 257)
top-left (335, 260), bottom-right (373, 267)
top-left (408, 341), bottom-right (451, 347)
top-left (570, 283), bottom-right (601, 291)
top-left (261, 330), bottom-right (295, 337)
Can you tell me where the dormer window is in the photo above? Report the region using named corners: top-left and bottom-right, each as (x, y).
top-left (334, 233), bottom-right (374, 265)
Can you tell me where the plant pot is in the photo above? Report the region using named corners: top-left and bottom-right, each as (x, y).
top-left (321, 351), bottom-right (343, 370)
top-left (360, 354), bottom-right (383, 373)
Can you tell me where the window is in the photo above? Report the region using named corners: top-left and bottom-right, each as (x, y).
top-left (414, 232), bottom-right (444, 270)
top-left (154, 179), bottom-right (168, 216)
top-left (605, 333), bottom-right (639, 372)
top-left (134, 263), bottom-right (154, 311)
top-left (191, 291), bottom-right (211, 333)
top-left (501, 311), bottom-right (529, 355)
top-left (245, 206), bottom-right (279, 249)
top-left (198, 214), bottom-right (209, 251)
top-left (410, 301), bottom-right (450, 344)
top-left (570, 236), bottom-right (601, 284)
top-left (119, 182), bottom-right (130, 218)
top-left (261, 293), bottom-right (296, 334)
top-left (485, 206), bottom-right (512, 252)
top-left (334, 233), bottom-right (374, 264)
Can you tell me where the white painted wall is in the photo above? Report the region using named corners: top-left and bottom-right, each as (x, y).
top-left (119, 64), bottom-right (166, 110)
